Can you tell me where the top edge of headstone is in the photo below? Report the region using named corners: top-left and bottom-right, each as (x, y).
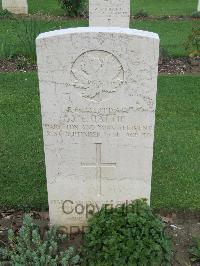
top-left (36, 27), bottom-right (159, 42)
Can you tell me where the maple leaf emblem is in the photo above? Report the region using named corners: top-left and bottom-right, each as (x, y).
top-left (71, 50), bottom-right (124, 102)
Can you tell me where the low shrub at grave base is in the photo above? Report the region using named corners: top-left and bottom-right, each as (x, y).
top-left (191, 11), bottom-right (200, 18)
top-left (57, 0), bottom-right (88, 17)
top-left (0, 9), bottom-right (13, 19)
top-left (185, 27), bottom-right (200, 58)
top-left (134, 9), bottom-right (149, 18)
top-left (189, 238), bottom-right (200, 264)
top-left (0, 215), bottom-right (80, 265)
top-left (82, 199), bottom-right (172, 266)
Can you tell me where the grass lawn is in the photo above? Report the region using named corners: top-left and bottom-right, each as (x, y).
top-left (131, 0), bottom-right (197, 17)
top-left (132, 20), bottom-right (200, 57)
top-left (0, 18), bottom-right (199, 58)
top-left (152, 75), bottom-right (200, 210)
top-left (28, 0), bottom-right (65, 16)
top-left (0, 73), bottom-right (200, 211)
top-left (0, 0), bottom-right (197, 16)
top-left (0, 73), bottom-right (47, 210)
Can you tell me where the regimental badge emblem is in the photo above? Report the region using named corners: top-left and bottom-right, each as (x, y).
top-left (70, 50), bottom-right (124, 102)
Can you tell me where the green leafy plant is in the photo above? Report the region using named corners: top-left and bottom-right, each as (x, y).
top-left (16, 19), bottom-right (42, 63)
top-left (58, 0), bottom-right (87, 17)
top-left (185, 27), bottom-right (200, 58)
top-left (135, 9), bottom-right (149, 18)
top-left (82, 199), bottom-right (171, 266)
top-left (160, 47), bottom-right (170, 59)
top-left (0, 215), bottom-right (80, 265)
top-left (189, 238), bottom-right (200, 263)
top-left (0, 9), bottom-right (13, 19)
top-left (191, 11), bottom-right (200, 18)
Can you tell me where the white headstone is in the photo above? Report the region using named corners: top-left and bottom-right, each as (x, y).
top-left (36, 2), bottom-right (159, 232)
top-left (2, 0), bottom-right (28, 14)
top-left (198, 0), bottom-right (200, 12)
top-left (89, 0), bottom-right (130, 27)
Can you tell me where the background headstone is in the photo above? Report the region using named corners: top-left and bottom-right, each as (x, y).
top-left (89, 0), bottom-right (130, 27)
top-left (36, 1), bottom-right (159, 231)
top-left (2, 0), bottom-right (28, 14)
top-left (198, 0), bottom-right (200, 12)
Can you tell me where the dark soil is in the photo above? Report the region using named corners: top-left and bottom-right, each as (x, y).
top-left (0, 56), bottom-right (37, 73)
top-left (4, 13), bottom-right (200, 21)
top-left (159, 57), bottom-right (200, 75)
top-left (0, 56), bottom-right (199, 74)
top-left (32, 14), bottom-right (200, 22)
top-left (160, 211), bottom-right (200, 266)
top-left (0, 209), bottom-right (200, 265)
top-left (132, 15), bottom-right (200, 21)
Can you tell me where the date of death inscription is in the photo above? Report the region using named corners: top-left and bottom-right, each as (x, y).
top-left (44, 114), bottom-right (153, 138)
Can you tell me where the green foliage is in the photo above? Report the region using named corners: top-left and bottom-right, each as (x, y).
top-left (189, 238), bottom-right (200, 263)
top-left (191, 11), bottom-right (200, 18)
top-left (160, 47), bottom-right (170, 59)
top-left (57, 0), bottom-right (87, 17)
top-left (0, 19), bottom-right (41, 60)
top-left (0, 9), bottom-right (13, 19)
top-left (185, 27), bottom-right (200, 57)
top-left (82, 199), bottom-right (172, 266)
top-left (135, 9), bottom-right (149, 18)
top-left (15, 19), bottom-right (42, 63)
top-left (0, 215), bottom-right (80, 265)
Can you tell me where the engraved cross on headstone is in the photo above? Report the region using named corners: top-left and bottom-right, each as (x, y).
top-left (81, 143), bottom-right (116, 195)
top-left (89, 0), bottom-right (130, 27)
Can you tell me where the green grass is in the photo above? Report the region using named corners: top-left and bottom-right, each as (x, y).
top-left (152, 75), bottom-right (200, 210)
top-left (0, 73), bottom-right (47, 210)
top-left (131, 0), bottom-right (197, 17)
top-left (0, 73), bottom-right (200, 210)
top-left (133, 20), bottom-right (200, 57)
top-left (0, 19), bottom-right (87, 60)
top-left (0, 19), bottom-right (199, 58)
top-left (0, 0), bottom-right (197, 16)
top-left (28, 0), bottom-right (65, 16)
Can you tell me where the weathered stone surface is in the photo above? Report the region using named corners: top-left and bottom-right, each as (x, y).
top-left (89, 0), bottom-right (130, 27)
top-left (36, 27), bottom-right (159, 231)
top-left (2, 0), bottom-right (28, 14)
